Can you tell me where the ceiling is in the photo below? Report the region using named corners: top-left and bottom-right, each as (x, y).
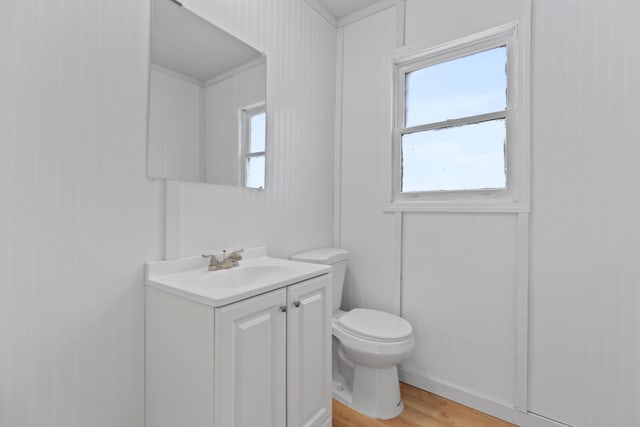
top-left (151, 0), bottom-right (262, 82)
top-left (313, 0), bottom-right (383, 20)
top-left (151, 0), bottom-right (385, 81)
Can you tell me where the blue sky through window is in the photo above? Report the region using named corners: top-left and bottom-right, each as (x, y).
top-left (402, 120), bottom-right (506, 192)
top-left (246, 156), bottom-right (265, 189)
top-left (250, 112), bottom-right (266, 153)
top-left (402, 47), bottom-right (507, 192)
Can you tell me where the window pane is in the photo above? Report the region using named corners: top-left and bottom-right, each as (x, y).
top-left (402, 120), bottom-right (506, 192)
top-left (250, 112), bottom-right (266, 152)
top-left (405, 47), bottom-right (506, 127)
top-left (246, 155), bottom-right (265, 189)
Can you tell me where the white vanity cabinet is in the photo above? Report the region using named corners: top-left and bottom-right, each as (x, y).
top-left (285, 277), bottom-right (333, 427)
top-left (215, 274), bottom-right (331, 427)
top-left (215, 288), bottom-right (288, 427)
top-left (145, 253), bottom-right (331, 427)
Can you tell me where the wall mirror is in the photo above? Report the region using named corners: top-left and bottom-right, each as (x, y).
top-left (148, 0), bottom-right (267, 188)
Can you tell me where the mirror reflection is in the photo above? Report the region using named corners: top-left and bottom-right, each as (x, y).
top-left (148, 0), bottom-right (267, 188)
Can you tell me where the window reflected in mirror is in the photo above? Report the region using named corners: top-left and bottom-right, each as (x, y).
top-left (242, 104), bottom-right (266, 189)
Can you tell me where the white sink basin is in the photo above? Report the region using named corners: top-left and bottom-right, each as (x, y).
top-left (190, 265), bottom-right (295, 289)
top-left (145, 247), bottom-right (330, 307)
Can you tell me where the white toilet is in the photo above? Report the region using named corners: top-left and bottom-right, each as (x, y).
top-left (291, 248), bottom-right (414, 419)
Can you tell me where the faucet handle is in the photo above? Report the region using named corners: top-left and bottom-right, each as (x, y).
top-left (228, 248), bottom-right (244, 258)
top-left (201, 253), bottom-right (220, 264)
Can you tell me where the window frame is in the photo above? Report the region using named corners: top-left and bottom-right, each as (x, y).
top-left (240, 102), bottom-right (266, 189)
top-left (389, 22), bottom-right (530, 213)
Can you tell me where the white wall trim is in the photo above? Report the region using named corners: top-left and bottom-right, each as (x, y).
top-left (389, 21), bottom-right (530, 212)
top-left (516, 2), bottom-right (532, 209)
top-left (515, 212), bottom-right (530, 411)
top-left (204, 56), bottom-right (266, 87)
top-left (391, 212), bottom-right (402, 316)
top-left (303, 0), bottom-right (404, 29)
top-left (303, 0), bottom-right (338, 28)
top-left (337, 0), bottom-right (404, 28)
top-left (394, 0), bottom-right (406, 48)
top-left (151, 62), bottom-right (204, 87)
top-left (332, 27), bottom-right (344, 247)
top-left (392, 5), bottom-right (405, 318)
top-left (399, 368), bottom-right (572, 427)
top-left (384, 202), bottom-right (530, 213)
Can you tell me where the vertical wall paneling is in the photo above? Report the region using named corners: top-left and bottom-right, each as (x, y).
top-left (2, 0), bottom-right (337, 425)
top-left (337, 1), bottom-right (540, 425)
top-left (339, 7), bottom-right (398, 313)
top-left (404, 0), bottom-right (530, 49)
top-left (339, 0), bottom-right (640, 426)
top-left (528, 0), bottom-right (640, 426)
top-left (394, 0), bottom-right (405, 48)
top-left (174, 0), bottom-right (337, 259)
top-left (0, 0), bottom-right (17, 424)
top-left (400, 213), bottom-right (519, 406)
top-left (1, 0), bottom-right (163, 425)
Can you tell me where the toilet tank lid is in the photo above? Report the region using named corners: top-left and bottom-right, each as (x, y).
top-left (291, 248), bottom-right (348, 264)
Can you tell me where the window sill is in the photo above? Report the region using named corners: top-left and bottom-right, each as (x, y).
top-left (384, 200), bottom-right (530, 214)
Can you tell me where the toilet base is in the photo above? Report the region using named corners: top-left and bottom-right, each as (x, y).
top-left (332, 365), bottom-right (403, 419)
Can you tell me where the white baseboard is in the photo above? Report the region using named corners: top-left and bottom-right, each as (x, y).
top-left (398, 368), bottom-right (572, 427)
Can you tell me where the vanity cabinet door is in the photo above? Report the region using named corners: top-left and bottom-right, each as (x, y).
top-left (286, 274), bottom-right (332, 427)
top-left (215, 288), bottom-right (287, 427)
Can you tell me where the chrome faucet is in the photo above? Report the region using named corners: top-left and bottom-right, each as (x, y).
top-left (202, 249), bottom-right (244, 271)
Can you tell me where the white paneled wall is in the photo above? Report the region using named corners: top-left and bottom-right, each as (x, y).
top-left (405, 0), bottom-right (529, 47)
top-left (174, 0), bottom-right (337, 259)
top-left (401, 213), bottom-right (518, 406)
top-left (338, 1), bottom-right (640, 426)
top-left (340, 7), bottom-right (399, 314)
top-left (338, 0), bottom-right (529, 419)
top-left (0, 0), bottom-right (161, 426)
top-left (529, 1), bottom-right (640, 426)
top-left (1, 1), bottom-right (336, 426)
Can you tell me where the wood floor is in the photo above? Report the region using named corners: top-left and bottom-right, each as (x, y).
top-left (332, 383), bottom-right (518, 427)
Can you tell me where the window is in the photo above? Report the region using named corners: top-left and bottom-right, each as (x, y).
top-left (391, 23), bottom-right (530, 212)
top-left (241, 104), bottom-right (266, 189)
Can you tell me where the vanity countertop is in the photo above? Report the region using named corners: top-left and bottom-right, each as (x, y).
top-left (145, 247), bottom-right (331, 307)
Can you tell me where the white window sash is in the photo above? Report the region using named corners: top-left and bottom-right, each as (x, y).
top-left (240, 102), bottom-right (266, 188)
top-left (389, 21), bottom-right (530, 213)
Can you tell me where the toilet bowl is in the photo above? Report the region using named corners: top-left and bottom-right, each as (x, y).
top-left (332, 308), bottom-right (414, 418)
top-left (291, 248), bottom-right (414, 419)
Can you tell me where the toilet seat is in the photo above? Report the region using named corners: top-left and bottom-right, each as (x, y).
top-left (332, 308), bottom-right (415, 373)
top-left (334, 309), bottom-right (412, 343)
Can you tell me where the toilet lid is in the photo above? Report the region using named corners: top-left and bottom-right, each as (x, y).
top-left (335, 309), bottom-right (412, 343)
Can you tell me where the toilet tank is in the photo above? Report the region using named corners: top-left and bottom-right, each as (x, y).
top-left (291, 248), bottom-right (348, 312)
